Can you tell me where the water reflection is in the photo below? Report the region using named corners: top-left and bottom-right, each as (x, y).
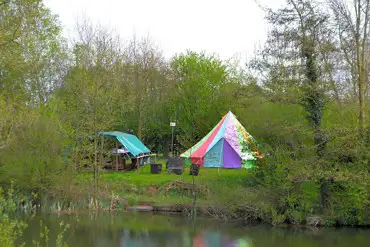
top-left (20, 212), bottom-right (370, 247)
top-left (119, 229), bottom-right (252, 247)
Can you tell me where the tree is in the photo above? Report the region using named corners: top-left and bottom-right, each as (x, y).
top-left (0, 0), bottom-right (69, 152)
top-left (251, 0), bottom-right (330, 157)
top-left (329, 0), bottom-right (370, 138)
top-left (170, 51), bottom-right (234, 149)
top-left (0, 0), bottom-right (68, 104)
top-left (124, 35), bottom-right (169, 140)
top-left (60, 20), bottom-right (124, 185)
top-left (291, 0), bottom-right (329, 156)
top-left (0, 0), bottom-right (70, 193)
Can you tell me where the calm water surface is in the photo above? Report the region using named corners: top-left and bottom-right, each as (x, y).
top-left (21, 212), bottom-right (369, 247)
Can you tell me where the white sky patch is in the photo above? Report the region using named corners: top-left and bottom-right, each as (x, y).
top-left (44, 0), bottom-right (285, 64)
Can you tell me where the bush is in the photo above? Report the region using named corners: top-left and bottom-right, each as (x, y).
top-left (0, 185), bottom-right (27, 247)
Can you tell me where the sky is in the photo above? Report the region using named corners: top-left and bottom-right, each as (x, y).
top-left (44, 0), bottom-right (285, 64)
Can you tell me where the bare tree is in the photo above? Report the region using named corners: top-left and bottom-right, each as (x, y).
top-left (329, 0), bottom-right (370, 137)
top-left (125, 34), bottom-right (167, 139)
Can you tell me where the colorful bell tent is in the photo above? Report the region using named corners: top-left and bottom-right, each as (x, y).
top-left (180, 111), bottom-right (262, 169)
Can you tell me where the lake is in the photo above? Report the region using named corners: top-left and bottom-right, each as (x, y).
top-left (20, 212), bottom-right (369, 247)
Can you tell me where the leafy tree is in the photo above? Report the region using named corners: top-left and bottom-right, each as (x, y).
top-left (251, 0), bottom-right (331, 156)
top-left (59, 21), bottom-right (125, 184)
top-left (0, 1), bottom-right (71, 194)
top-left (170, 51), bottom-right (234, 149)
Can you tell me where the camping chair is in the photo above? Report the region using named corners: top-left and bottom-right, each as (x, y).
top-left (166, 157), bottom-right (184, 175)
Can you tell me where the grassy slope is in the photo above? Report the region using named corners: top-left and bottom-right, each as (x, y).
top-left (76, 159), bottom-right (252, 205)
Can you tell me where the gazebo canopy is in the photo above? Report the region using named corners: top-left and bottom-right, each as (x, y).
top-left (99, 131), bottom-right (151, 157)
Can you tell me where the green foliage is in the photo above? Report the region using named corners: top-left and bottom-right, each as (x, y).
top-left (0, 185), bottom-right (27, 247)
top-left (56, 221), bottom-right (70, 247)
top-left (32, 220), bottom-right (70, 247)
top-left (32, 221), bottom-right (50, 247)
top-left (0, 109), bottom-right (67, 193)
top-left (1, 185), bottom-right (72, 247)
top-left (170, 51), bottom-right (239, 148)
top-left (328, 182), bottom-right (369, 226)
top-left (0, 215), bottom-right (26, 247)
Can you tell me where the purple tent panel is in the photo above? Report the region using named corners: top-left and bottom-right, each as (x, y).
top-left (223, 140), bottom-right (242, 168)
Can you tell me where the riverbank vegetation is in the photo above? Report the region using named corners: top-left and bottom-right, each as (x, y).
top-left (0, 0), bottom-right (369, 238)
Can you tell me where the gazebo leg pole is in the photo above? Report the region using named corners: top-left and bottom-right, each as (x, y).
top-left (116, 141), bottom-right (118, 171)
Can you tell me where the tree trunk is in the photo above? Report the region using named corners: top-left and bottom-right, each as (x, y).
top-left (356, 9), bottom-right (365, 136)
top-left (359, 77), bottom-right (365, 136)
top-left (137, 100), bottom-right (142, 139)
top-left (314, 129), bottom-right (326, 157)
top-left (93, 136), bottom-right (98, 187)
top-left (163, 136), bottom-right (170, 158)
top-left (319, 178), bottom-right (330, 212)
top-left (355, 0), bottom-right (369, 138)
top-left (304, 42), bottom-right (326, 157)
top-left (136, 64), bottom-right (143, 139)
top-left (290, 0), bottom-right (326, 158)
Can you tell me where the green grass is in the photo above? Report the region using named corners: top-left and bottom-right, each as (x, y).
top-left (102, 164), bottom-right (249, 186)
top-left (75, 159), bottom-right (252, 205)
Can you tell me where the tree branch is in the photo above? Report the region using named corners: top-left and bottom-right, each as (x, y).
top-left (0, 0), bottom-right (10, 7)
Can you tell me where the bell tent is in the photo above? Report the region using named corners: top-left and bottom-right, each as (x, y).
top-left (180, 111), bottom-right (262, 169)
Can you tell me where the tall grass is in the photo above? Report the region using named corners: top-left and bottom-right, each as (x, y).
top-left (0, 184), bottom-right (71, 247)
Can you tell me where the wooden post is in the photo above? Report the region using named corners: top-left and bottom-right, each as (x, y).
top-left (100, 135), bottom-right (104, 167)
top-left (122, 158), bottom-right (126, 170)
top-left (115, 141), bottom-right (118, 171)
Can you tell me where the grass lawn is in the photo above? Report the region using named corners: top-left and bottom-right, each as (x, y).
top-left (76, 158), bottom-right (253, 205)
top-left (102, 164), bottom-right (249, 186)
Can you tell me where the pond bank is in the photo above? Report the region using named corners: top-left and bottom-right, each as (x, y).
top-left (7, 164), bottom-right (368, 228)
top-left (70, 166), bottom-right (369, 228)
top-left (49, 200), bottom-right (369, 228)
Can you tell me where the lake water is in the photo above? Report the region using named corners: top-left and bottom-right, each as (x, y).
top-left (21, 212), bottom-right (369, 247)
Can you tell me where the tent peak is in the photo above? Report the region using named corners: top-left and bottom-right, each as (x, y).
top-left (226, 111), bottom-right (235, 117)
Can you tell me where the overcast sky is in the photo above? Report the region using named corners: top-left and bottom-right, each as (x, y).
top-left (44, 0), bottom-right (285, 63)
